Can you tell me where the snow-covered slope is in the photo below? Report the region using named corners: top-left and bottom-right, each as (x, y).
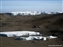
top-left (5, 11), bottom-right (62, 16)
top-left (11, 11), bottom-right (41, 16)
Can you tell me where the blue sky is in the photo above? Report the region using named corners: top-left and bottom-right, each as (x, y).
top-left (0, 0), bottom-right (62, 13)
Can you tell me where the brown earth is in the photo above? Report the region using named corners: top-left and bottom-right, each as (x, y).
top-left (0, 13), bottom-right (63, 47)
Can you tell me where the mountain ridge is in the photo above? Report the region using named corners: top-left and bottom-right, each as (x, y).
top-left (2, 11), bottom-right (62, 16)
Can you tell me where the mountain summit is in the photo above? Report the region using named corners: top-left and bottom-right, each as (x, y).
top-left (11, 11), bottom-right (41, 16)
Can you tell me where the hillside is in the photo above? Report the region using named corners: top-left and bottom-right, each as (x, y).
top-left (0, 13), bottom-right (63, 47)
top-left (0, 13), bottom-right (63, 32)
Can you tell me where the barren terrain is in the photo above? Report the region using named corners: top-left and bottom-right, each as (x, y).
top-left (0, 13), bottom-right (63, 47)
